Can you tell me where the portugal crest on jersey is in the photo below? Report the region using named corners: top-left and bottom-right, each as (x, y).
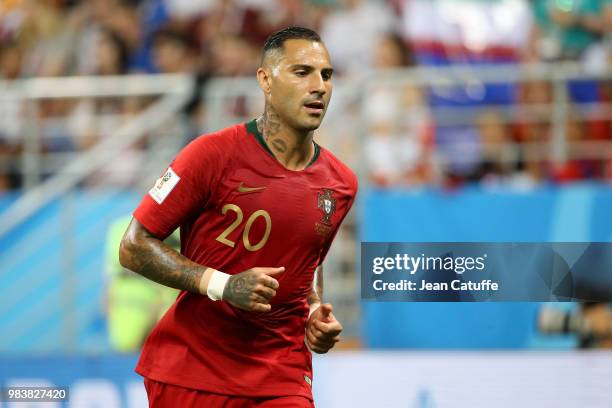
top-left (317, 189), bottom-right (336, 226)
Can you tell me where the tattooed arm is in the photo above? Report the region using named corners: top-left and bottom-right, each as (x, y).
top-left (119, 218), bottom-right (282, 312)
top-left (305, 265), bottom-right (343, 353)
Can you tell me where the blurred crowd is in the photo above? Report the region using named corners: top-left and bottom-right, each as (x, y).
top-left (0, 0), bottom-right (611, 190)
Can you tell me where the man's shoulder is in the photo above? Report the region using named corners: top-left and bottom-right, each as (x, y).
top-left (191, 122), bottom-right (246, 148)
top-left (174, 123), bottom-right (247, 171)
top-left (181, 123), bottom-right (249, 161)
top-left (318, 145), bottom-right (358, 194)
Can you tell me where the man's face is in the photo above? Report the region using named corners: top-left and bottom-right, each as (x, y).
top-left (265, 39), bottom-right (334, 132)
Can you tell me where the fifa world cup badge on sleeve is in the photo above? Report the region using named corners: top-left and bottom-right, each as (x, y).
top-left (149, 167), bottom-right (180, 204)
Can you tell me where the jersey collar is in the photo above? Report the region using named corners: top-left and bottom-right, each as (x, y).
top-left (245, 119), bottom-right (320, 168)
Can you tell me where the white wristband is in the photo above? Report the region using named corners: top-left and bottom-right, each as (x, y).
top-left (207, 270), bottom-right (231, 301)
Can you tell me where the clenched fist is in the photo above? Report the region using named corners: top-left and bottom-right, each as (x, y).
top-left (305, 303), bottom-right (342, 354)
top-left (222, 267), bottom-right (284, 312)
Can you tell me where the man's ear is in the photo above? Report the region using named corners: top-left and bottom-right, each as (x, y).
top-left (256, 67), bottom-right (271, 96)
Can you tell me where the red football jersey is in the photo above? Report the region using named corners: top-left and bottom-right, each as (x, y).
top-left (133, 120), bottom-right (357, 399)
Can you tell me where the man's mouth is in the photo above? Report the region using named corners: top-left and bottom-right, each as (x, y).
top-left (304, 100), bottom-right (325, 115)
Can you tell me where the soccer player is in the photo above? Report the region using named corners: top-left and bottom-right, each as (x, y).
top-left (119, 26), bottom-right (357, 407)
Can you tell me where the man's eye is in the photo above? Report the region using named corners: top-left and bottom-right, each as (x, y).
top-left (322, 72), bottom-right (332, 81)
top-left (295, 71), bottom-right (307, 76)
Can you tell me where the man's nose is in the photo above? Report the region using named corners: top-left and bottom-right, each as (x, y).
top-left (309, 73), bottom-right (326, 95)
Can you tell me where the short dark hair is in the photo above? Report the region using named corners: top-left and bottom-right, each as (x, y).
top-left (262, 27), bottom-right (321, 57)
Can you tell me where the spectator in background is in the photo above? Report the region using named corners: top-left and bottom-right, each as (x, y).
top-left (161, 0), bottom-right (216, 22)
top-left (67, 0), bottom-right (143, 75)
top-left (365, 33), bottom-right (432, 187)
top-left (530, 0), bottom-right (609, 182)
top-left (90, 0), bottom-right (142, 62)
top-left (68, 28), bottom-right (148, 187)
top-left (191, 0), bottom-right (311, 50)
top-left (0, 0), bottom-right (607, 189)
top-left (0, 40), bottom-right (24, 190)
top-left (550, 111), bottom-right (605, 182)
top-left (192, 0), bottom-right (253, 48)
top-left (14, 0), bottom-right (72, 77)
top-left (320, 0), bottom-right (395, 75)
top-left (606, 0), bottom-right (612, 46)
top-left (94, 28), bottom-right (131, 76)
top-left (68, 28), bottom-right (131, 151)
top-left (252, 0), bottom-right (320, 41)
top-left (603, 0), bottom-right (612, 183)
top-left (396, 0), bottom-right (533, 187)
top-left (152, 27), bottom-right (200, 74)
top-left (0, 0), bottom-right (24, 40)
top-left (473, 111), bottom-right (526, 187)
top-left (515, 79), bottom-right (553, 182)
top-left (530, 0), bottom-right (605, 95)
top-left (208, 33), bottom-right (258, 77)
top-left (515, 80), bottom-right (606, 184)
top-left (534, 0), bottom-right (605, 62)
top-left (151, 26), bottom-right (210, 139)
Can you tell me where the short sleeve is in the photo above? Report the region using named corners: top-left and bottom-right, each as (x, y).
top-left (133, 132), bottom-right (229, 239)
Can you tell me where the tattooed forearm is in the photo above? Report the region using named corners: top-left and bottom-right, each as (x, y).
top-left (119, 219), bottom-right (207, 294)
top-left (120, 219), bottom-right (282, 312)
top-left (308, 265), bottom-right (323, 305)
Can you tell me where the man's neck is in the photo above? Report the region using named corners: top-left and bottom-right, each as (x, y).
top-left (256, 109), bottom-right (315, 171)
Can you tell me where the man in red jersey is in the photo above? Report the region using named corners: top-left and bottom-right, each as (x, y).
top-left (119, 26), bottom-right (357, 407)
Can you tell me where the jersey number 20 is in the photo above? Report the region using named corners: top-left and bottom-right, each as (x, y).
top-left (215, 204), bottom-right (271, 251)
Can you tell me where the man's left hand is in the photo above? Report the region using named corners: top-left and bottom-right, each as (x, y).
top-left (305, 303), bottom-right (342, 354)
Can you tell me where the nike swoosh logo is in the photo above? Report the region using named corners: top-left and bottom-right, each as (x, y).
top-left (237, 182), bottom-right (266, 193)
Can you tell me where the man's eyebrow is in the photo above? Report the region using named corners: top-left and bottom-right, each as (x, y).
top-left (290, 64), bottom-right (314, 71)
top-left (289, 64), bottom-right (334, 74)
